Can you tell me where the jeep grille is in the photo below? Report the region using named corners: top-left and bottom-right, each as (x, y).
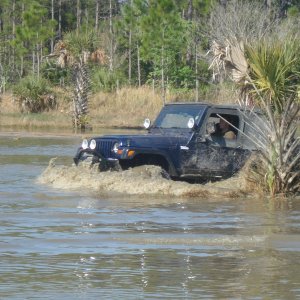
top-left (96, 140), bottom-right (117, 158)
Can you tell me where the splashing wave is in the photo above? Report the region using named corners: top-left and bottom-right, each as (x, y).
top-left (37, 158), bottom-right (249, 198)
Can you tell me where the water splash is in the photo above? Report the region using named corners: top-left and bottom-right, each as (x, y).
top-left (37, 158), bottom-right (250, 199)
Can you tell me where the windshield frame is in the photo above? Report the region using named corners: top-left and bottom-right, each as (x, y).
top-left (152, 104), bottom-right (206, 130)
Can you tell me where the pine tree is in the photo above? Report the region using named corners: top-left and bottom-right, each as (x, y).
top-left (13, 0), bottom-right (56, 77)
top-left (139, 0), bottom-right (187, 103)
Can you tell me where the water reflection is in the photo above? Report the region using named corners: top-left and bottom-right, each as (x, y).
top-left (0, 133), bottom-right (299, 299)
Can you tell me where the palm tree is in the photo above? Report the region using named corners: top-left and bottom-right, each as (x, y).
top-left (209, 38), bottom-right (300, 195)
top-left (49, 30), bottom-right (107, 132)
top-left (245, 40), bottom-right (300, 195)
top-left (208, 0), bottom-right (300, 195)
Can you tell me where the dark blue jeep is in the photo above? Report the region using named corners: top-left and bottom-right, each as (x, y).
top-left (74, 103), bottom-right (259, 181)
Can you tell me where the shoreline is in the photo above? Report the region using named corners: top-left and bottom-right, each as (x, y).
top-left (0, 126), bottom-right (144, 139)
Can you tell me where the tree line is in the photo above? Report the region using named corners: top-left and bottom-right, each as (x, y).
top-left (0, 0), bottom-right (299, 97)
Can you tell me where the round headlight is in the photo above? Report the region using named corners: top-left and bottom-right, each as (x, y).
top-left (112, 142), bottom-right (121, 153)
top-left (82, 139), bottom-right (88, 150)
top-left (90, 139), bottom-right (96, 150)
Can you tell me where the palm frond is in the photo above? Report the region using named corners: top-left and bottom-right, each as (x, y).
top-left (246, 39), bottom-right (300, 114)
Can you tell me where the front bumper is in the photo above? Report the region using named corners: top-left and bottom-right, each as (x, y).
top-left (73, 149), bottom-right (120, 171)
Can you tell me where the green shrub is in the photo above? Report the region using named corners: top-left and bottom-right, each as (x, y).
top-left (13, 75), bottom-right (57, 113)
top-left (91, 67), bottom-right (126, 92)
top-left (41, 61), bottom-right (70, 85)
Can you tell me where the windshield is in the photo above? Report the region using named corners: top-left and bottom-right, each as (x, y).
top-left (153, 104), bottom-right (206, 129)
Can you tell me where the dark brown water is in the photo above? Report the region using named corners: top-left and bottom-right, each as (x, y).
top-left (0, 131), bottom-right (300, 299)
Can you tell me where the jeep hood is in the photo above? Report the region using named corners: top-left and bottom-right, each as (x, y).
top-left (97, 132), bottom-right (192, 148)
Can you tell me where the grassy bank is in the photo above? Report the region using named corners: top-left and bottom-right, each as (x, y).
top-left (0, 85), bottom-right (238, 132)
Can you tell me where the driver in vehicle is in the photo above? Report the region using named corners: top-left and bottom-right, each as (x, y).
top-left (215, 116), bottom-right (236, 139)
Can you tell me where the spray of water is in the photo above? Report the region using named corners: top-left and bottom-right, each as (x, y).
top-left (37, 157), bottom-right (253, 199)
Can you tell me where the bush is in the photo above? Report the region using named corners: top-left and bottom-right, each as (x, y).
top-left (41, 61), bottom-right (70, 85)
top-left (91, 67), bottom-right (126, 93)
top-left (13, 76), bottom-right (57, 113)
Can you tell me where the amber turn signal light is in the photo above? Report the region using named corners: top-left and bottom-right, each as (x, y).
top-left (127, 150), bottom-right (135, 157)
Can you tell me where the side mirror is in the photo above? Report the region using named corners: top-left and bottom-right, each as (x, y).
top-left (143, 118), bottom-right (151, 129)
top-left (187, 117), bottom-right (195, 129)
top-left (206, 122), bottom-right (216, 135)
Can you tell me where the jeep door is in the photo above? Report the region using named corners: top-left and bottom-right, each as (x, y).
top-left (183, 109), bottom-right (251, 179)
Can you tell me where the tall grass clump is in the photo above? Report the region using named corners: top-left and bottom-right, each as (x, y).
top-left (90, 86), bottom-right (166, 127)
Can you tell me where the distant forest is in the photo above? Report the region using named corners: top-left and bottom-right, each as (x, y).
top-left (0, 0), bottom-right (300, 96)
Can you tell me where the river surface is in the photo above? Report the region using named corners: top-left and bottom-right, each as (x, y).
top-left (0, 130), bottom-right (300, 299)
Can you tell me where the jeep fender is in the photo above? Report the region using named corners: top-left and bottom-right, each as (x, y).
top-left (126, 148), bottom-right (178, 177)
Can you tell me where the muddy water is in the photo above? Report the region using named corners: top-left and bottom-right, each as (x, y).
top-left (0, 131), bottom-right (300, 299)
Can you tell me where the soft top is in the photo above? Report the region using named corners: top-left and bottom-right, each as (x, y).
top-left (165, 102), bottom-right (262, 113)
